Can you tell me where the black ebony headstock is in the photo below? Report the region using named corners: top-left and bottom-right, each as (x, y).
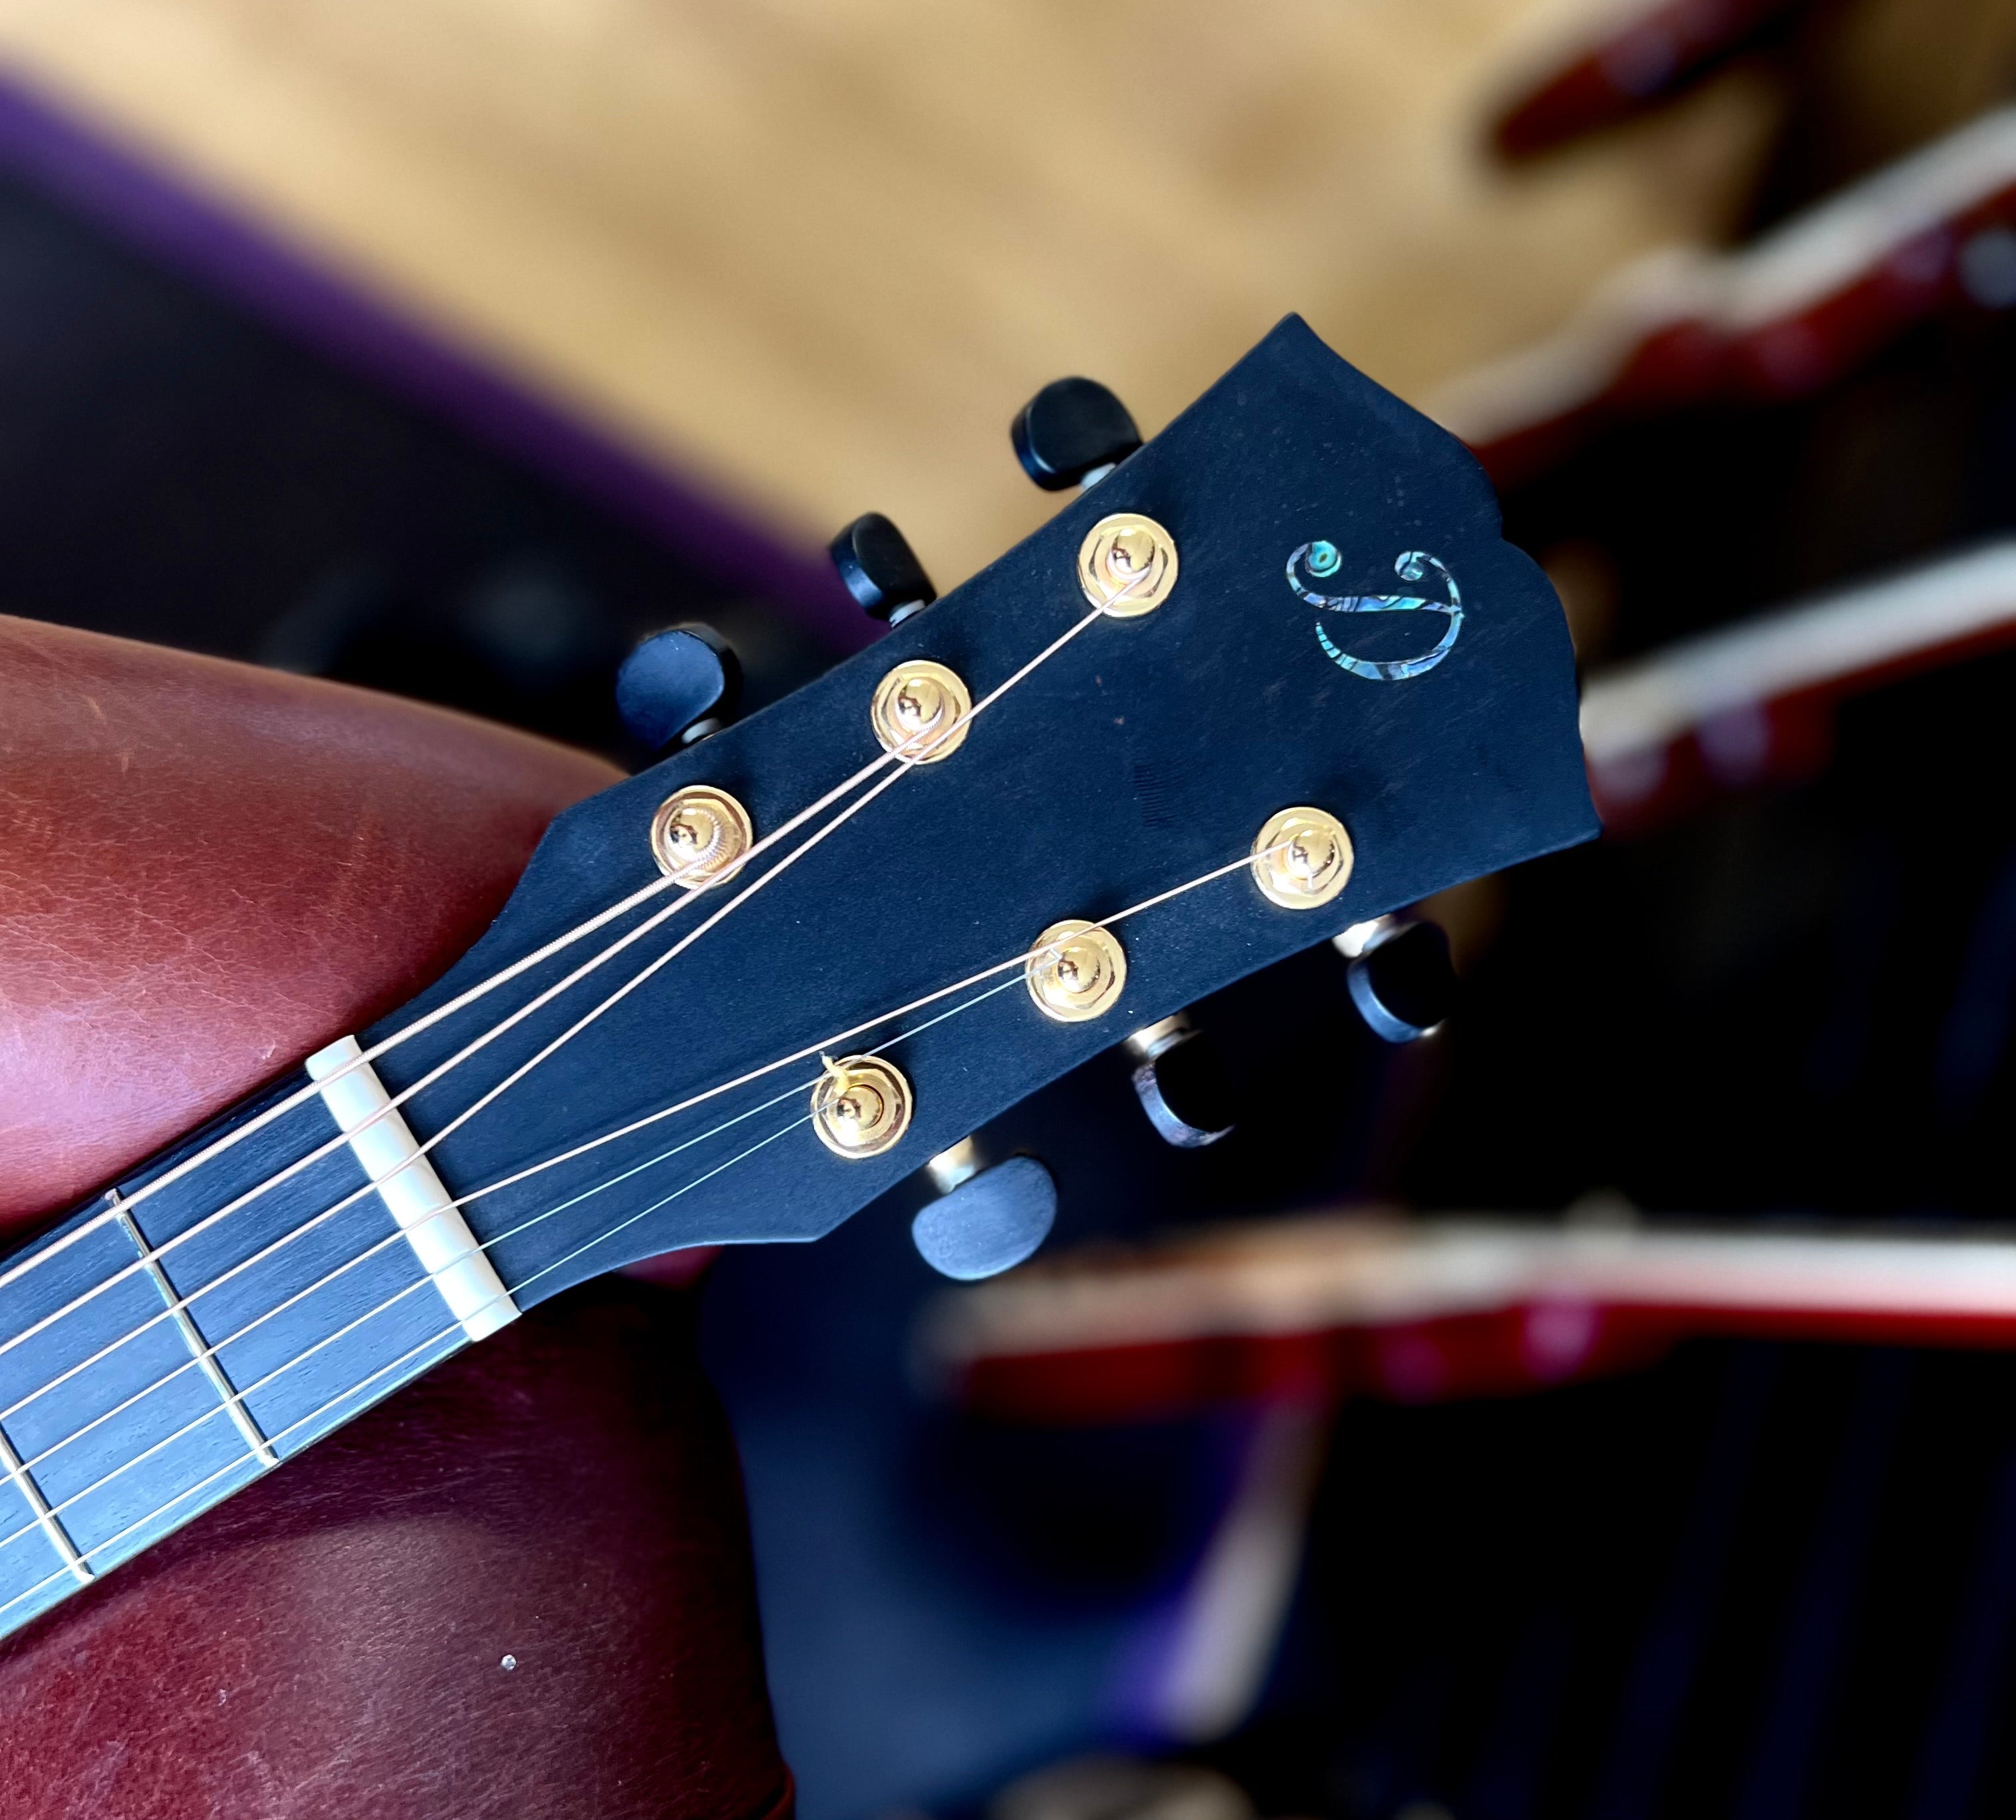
top-left (366, 316), bottom-right (1595, 1300)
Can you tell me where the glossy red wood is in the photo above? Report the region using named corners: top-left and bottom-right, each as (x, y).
top-left (0, 619), bottom-right (791, 1819)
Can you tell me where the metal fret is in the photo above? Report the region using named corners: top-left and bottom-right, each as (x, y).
top-left (0, 1421), bottom-right (89, 1585)
top-left (110, 1196), bottom-right (277, 1469)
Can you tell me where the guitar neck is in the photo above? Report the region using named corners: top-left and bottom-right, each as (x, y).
top-left (0, 1036), bottom-right (506, 1640)
top-left (0, 315), bottom-right (1601, 1645)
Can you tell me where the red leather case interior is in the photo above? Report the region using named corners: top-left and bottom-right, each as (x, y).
top-left (0, 617), bottom-right (791, 1819)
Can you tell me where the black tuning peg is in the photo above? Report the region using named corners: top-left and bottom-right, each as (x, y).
top-left (1011, 377), bottom-right (1143, 491)
top-left (1125, 1013), bottom-right (1237, 1148)
top-left (615, 623), bottom-right (741, 753)
top-left (829, 513), bottom-right (938, 625)
top-left (911, 1139), bottom-right (1057, 1281)
top-left (1337, 918), bottom-right (1456, 1043)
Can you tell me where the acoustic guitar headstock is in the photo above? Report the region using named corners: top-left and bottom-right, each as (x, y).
top-left (371, 315), bottom-right (1596, 1299)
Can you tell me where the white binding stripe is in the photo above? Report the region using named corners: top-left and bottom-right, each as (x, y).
top-left (305, 1037), bottom-right (518, 1342)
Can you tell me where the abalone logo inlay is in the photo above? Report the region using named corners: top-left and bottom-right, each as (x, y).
top-left (1285, 542), bottom-right (1463, 681)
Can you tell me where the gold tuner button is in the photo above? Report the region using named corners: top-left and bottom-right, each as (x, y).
top-left (1026, 919), bottom-right (1129, 1023)
top-left (649, 785), bottom-right (754, 888)
top-left (1251, 807), bottom-right (1354, 910)
top-left (1077, 513), bottom-right (1178, 618)
top-left (811, 1055), bottom-right (914, 1159)
top-left (871, 660), bottom-right (973, 763)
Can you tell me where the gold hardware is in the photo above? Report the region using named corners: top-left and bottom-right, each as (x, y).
top-left (1251, 806), bottom-right (1354, 910)
top-left (650, 785), bottom-right (753, 888)
top-left (871, 659), bottom-right (973, 763)
top-left (1077, 514), bottom-right (1178, 618)
top-left (1025, 919), bottom-right (1128, 1022)
top-left (811, 1055), bottom-right (913, 1159)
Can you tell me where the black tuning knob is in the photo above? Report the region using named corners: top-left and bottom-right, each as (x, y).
top-left (1340, 919), bottom-right (1456, 1043)
top-left (1125, 1013), bottom-right (1237, 1148)
top-left (615, 623), bottom-right (741, 754)
top-left (829, 513), bottom-right (938, 625)
top-left (911, 1139), bottom-right (1057, 1281)
top-left (1011, 378), bottom-right (1142, 491)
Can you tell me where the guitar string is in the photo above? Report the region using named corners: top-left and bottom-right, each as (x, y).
top-left (0, 965), bottom-right (1037, 1571)
top-left (0, 570), bottom-right (1126, 1311)
top-left (0, 837), bottom-right (1274, 1531)
top-left (0, 838), bottom-right (1281, 1591)
top-left (101, 579), bottom-right (1134, 1237)
top-left (0, 964), bottom-right (1022, 1487)
top-left (0, 769), bottom-right (882, 1399)
top-left (82, 733), bottom-right (910, 1232)
top-left (0, 1077), bottom-right (820, 1481)
top-left (259, 597), bottom-right (1114, 1202)
top-left (0, 1112), bottom-right (815, 1595)
top-left (0, 598), bottom-right (1116, 1381)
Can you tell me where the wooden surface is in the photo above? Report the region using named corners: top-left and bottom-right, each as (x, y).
top-left (0, 0), bottom-right (1777, 582)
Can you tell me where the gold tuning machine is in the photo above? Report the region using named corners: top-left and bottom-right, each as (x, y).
top-left (649, 786), bottom-right (753, 889)
top-left (1251, 806), bottom-right (1353, 910)
top-left (810, 1055), bottom-right (913, 1159)
top-left (1025, 919), bottom-right (1128, 1022)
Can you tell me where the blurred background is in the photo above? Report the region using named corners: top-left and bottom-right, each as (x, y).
top-left (12, 0), bottom-right (2016, 1815)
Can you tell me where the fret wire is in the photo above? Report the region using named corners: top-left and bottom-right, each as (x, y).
top-left (0, 840), bottom-right (1283, 1568)
top-left (110, 1196), bottom-right (277, 1470)
top-left (0, 1101), bottom-right (815, 1565)
top-left (0, 1421), bottom-right (89, 1586)
top-left (0, 1215), bottom-right (414, 1451)
top-left (0, 1074), bottom-right (819, 1486)
top-left (0, 1270), bottom-right (446, 1572)
top-left (0, 835), bottom-right (1289, 1631)
top-left (0, 1094), bottom-right (804, 1622)
top-left (0, 601), bottom-right (1113, 1463)
top-left (0, 1316), bottom-right (473, 1627)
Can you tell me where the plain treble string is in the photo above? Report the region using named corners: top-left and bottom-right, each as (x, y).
top-left (0, 665), bottom-right (968, 1388)
top-left (0, 1110), bottom-right (819, 1585)
top-left (0, 1075), bottom-right (821, 1489)
top-left (0, 716), bottom-right (920, 1319)
top-left (143, 585), bottom-right (1113, 1232)
top-left (5, 965), bottom-right (1034, 1503)
top-left (0, 599), bottom-right (1127, 1555)
top-left (0, 834), bottom-right (1294, 1580)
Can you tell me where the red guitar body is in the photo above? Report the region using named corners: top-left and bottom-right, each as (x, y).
top-left (0, 617), bottom-right (791, 1819)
